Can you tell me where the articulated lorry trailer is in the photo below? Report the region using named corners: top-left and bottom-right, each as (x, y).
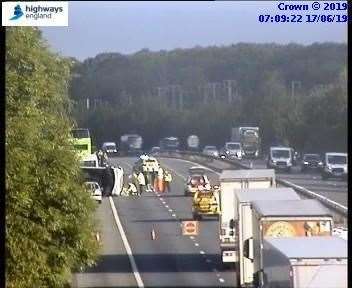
top-left (219, 169), bottom-right (276, 266)
top-left (235, 188), bottom-right (301, 288)
top-left (231, 127), bottom-right (260, 158)
top-left (261, 236), bottom-right (347, 288)
top-left (244, 199), bottom-right (333, 287)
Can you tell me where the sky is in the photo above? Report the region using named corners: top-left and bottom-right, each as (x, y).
top-left (41, 1), bottom-right (348, 61)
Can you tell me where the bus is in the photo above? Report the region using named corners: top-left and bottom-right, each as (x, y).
top-left (71, 128), bottom-right (92, 159)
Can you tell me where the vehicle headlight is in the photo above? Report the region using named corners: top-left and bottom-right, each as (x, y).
top-left (271, 160), bottom-right (276, 164)
top-left (226, 151), bottom-right (229, 154)
top-left (303, 161), bottom-right (308, 165)
top-left (318, 161), bottom-right (323, 166)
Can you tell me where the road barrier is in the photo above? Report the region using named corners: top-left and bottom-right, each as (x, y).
top-left (157, 151), bottom-right (347, 224)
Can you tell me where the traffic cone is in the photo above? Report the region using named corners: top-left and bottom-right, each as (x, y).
top-left (151, 226), bottom-right (157, 240)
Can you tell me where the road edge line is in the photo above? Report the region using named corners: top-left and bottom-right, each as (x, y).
top-left (108, 196), bottom-right (144, 288)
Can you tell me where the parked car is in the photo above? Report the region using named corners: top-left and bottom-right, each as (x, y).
top-left (203, 145), bottom-right (219, 157)
top-left (84, 181), bottom-right (103, 203)
top-left (301, 153), bottom-right (323, 172)
top-left (321, 152), bottom-right (347, 180)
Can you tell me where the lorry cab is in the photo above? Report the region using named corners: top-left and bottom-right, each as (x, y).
top-left (102, 142), bottom-right (118, 155)
top-left (321, 152), bottom-right (347, 180)
top-left (218, 169), bottom-right (276, 266)
top-left (267, 146), bottom-right (293, 172)
top-left (225, 142), bottom-right (243, 160)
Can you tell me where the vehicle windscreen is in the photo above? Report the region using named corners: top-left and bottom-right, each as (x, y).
top-left (190, 176), bottom-right (205, 186)
top-left (71, 129), bottom-right (90, 138)
top-left (327, 155), bottom-right (347, 164)
top-left (304, 154), bottom-right (320, 161)
top-left (272, 149), bottom-right (290, 158)
top-left (227, 143), bottom-right (240, 150)
top-left (205, 146), bottom-right (217, 151)
top-left (106, 145), bottom-right (116, 150)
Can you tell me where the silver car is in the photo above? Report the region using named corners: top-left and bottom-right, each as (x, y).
top-left (203, 145), bottom-right (219, 157)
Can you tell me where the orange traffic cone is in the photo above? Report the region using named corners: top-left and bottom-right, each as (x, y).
top-left (151, 226), bottom-right (157, 240)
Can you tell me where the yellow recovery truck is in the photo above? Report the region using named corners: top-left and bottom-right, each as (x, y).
top-left (192, 185), bottom-right (220, 220)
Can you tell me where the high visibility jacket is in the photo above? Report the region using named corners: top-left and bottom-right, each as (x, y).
top-left (128, 183), bottom-right (137, 193)
top-left (164, 172), bottom-right (172, 182)
top-left (137, 172), bottom-right (146, 185)
top-left (157, 168), bottom-right (164, 179)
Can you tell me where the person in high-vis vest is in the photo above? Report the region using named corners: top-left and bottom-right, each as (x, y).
top-left (137, 171), bottom-right (146, 195)
top-left (155, 167), bottom-right (164, 193)
top-left (164, 170), bottom-right (172, 192)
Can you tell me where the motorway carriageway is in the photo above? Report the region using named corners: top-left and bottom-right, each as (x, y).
top-left (72, 156), bottom-right (347, 287)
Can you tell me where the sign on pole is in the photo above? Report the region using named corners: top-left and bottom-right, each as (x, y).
top-left (182, 221), bottom-right (199, 236)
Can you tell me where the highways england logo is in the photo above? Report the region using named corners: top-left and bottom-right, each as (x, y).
top-left (10, 4), bottom-right (23, 20)
top-left (2, 1), bottom-right (68, 26)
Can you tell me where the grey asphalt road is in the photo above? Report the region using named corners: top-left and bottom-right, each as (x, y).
top-left (71, 197), bottom-right (138, 287)
top-left (240, 159), bottom-right (347, 207)
top-left (74, 155), bottom-right (346, 287)
top-left (109, 157), bottom-right (237, 287)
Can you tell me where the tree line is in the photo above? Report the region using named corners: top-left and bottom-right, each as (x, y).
top-left (6, 27), bottom-right (99, 287)
top-left (70, 43), bottom-right (347, 153)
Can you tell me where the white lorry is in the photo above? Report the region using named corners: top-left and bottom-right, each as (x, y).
top-left (235, 188), bottom-right (301, 287)
top-left (261, 236), bottom-right (347, 288)
top-left (245, 199), bottom-right (333, 287)
top-left (219, 169), bottom-right (276, 266)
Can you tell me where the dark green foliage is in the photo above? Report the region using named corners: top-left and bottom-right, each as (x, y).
top-left (70, 43), bottom-right (347, 152)
top-left (6, 27), bottom-right (99, 288)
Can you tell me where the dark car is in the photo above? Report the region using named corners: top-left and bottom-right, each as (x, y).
top-left (301, 154), bottom-right (323, 172)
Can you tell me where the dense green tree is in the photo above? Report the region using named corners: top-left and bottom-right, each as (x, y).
top-left (69, 43), bottom-right (346, 153)
top-left (6, 27), bottom-right (99, 288)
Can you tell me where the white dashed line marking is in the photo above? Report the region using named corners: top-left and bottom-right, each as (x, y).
top-left (172, 213), bottom-right (177, 217)
top-left (218, 278), bottom-right (225, 283)
top-left (200, 250), bottom-right (205, 254)
top-left (168, 209), bottom-right (173, 212)
top-left (165, 205), bottom-right (169, 208)
top-left (195, 243), bottom-right (199, 247)
top-left (190, 236), bottom-right (194, 240)
top-left (216, 273), bottom-right (220, 277)
top-left (159, 197), bottom-right (163, 201)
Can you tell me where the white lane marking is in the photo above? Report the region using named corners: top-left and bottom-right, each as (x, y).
top-left (195, 243), bottom-right (199, 246)
top-left (109, 197), bottom-right (144, 288)
top-left (216, 273), bottom-right (220, 277)
top-left (200, 250), bottom-right (205, 254)
top-left (172, 213), bottom-right (177, 217)
top-left (168, 209), bottom-right (173, 212)
top-left (218, 278), bottom-right (225, 283)
top-left (159, 197), bottom-right (163, 201)
top-left (190, 236), bottom-right (194, 240)
top-left (165, 205), bottom-right (169, 208)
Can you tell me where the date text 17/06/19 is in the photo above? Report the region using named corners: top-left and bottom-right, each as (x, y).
top-left (258, 14), bottom-right (348, 23)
